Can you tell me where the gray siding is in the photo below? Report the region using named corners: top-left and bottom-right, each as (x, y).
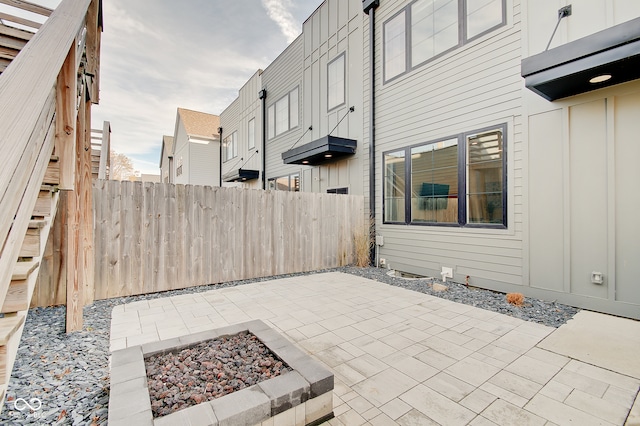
top-left (221, 70), bottom-right (263, 189)
top-left (262, 37), bottom-right (304, 182)
top-left (372, 0), bottom-right (525, 288)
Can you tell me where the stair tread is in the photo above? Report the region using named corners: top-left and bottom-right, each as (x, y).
top-left (11, 261), bottom-right (39, 281)
top-left (28, 220), bottom-right (46, 229)
top-left (0, 314), bottom-right (25, 345)
top-left (50, 155), bottom-right (59, 162)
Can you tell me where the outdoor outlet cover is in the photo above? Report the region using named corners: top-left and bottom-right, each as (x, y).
top-left (441, 267), bottom-right (453, 279)
top-left (591, 271), bottom-right (604, 285)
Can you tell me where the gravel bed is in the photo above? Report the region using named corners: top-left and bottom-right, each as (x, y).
top-left (0, 266), bottom-right (579, 425)
top-left (147, 331), bottom-right (291, 418)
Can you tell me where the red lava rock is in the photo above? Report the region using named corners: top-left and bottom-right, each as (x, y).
top-left (145, 331), bottom-right (292, 418)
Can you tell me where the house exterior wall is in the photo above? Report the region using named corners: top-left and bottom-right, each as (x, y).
top-left (300, 0), bottom-right (364, 195)
top-left (262, 36), bottom-right (305, 186)
top-left (220, 70), bottom-right (263, 189)
top-left (371, 0), bottom-right (525, 290)
top-left (522, 1), bottom-right (640, 319)
top-left (189, 139), bottom-right (219, 186)
top-left (260, 0), bottom-right (364, 194)
top-left (173, 117), bottom-right (190, 185)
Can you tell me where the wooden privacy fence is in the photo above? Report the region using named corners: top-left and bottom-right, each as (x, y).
top-left (34, 180), bottom-right (365, 303)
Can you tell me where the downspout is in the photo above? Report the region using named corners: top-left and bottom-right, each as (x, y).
top-left (259, 89), bottom-right (267, 189)
top-left (218, 127), bottom-right (223, 186)
top-left (364, 0), bottom-right (379, 264)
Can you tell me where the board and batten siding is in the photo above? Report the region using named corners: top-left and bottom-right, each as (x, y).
top-left (523, 0), bottom-right (640, 319)
top-left (372, 0), bottom-right (525, 289)
top-left (220, 70), bottom-right (263, 189)
top-left (262, 36), bottom-right (304, 181)
top-left (301, 0), bottom-right (365, 195)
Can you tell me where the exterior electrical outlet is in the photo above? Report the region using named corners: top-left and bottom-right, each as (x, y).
top-left (592, 272), bottom-right (604, 285)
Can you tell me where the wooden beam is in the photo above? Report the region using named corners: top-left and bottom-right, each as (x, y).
top-left (84, 0), bottom-right (101, 104)
top-left (0, 0), bottom-right (53, 17)
top-left (64, 100), bottom-right (82, 332)
top-left (0, 12), bottom-right (42, 30)
top-left (81, 91), bottom-right (93, 306)
top-left (55, 42), bottom-right (76, 190)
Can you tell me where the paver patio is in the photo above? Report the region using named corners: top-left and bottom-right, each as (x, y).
top-left (110, 272), bottom-right (640, 425)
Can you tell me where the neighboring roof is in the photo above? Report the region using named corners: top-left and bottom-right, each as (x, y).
top-left (159, 135), bottom-right (174, 168)
top-left (177, 108), bottom-right (220, 139)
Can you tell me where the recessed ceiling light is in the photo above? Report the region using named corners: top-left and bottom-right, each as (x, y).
top-left (324, 154), bottom-right (333, 158)
top-left (302, 160), bottom-right (309, 164)
top-left (590, 74), bottom-right (612, 84)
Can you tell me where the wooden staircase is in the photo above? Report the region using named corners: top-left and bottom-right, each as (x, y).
top-left (0, 155), bottom-right (61, 404)
top-left (0, 0), bottom-right (103, 412)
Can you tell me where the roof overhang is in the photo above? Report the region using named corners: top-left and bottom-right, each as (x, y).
top-left (222, 168), bottom-right (260, 183)
top-left (522, 17), bottom-right (640, 101)
top-left (282, 135), bottom-right (357, 166)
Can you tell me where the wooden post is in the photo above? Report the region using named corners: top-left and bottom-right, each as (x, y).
top-left (81, 91), bottom-right (94, 306)
top-left (84, 0), bottom-right (101, 103)
top-left (62, 80), bottom-right (85, 333)
top-left (55, 41), bottom-right (76, 190)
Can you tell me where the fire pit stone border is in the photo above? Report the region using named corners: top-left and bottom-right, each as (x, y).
top-left (108, 319), bottom-right (334, 426)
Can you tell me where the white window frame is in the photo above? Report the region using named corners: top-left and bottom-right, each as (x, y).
top-left (268, 87), bottom-right (299, 139)
top-left (248, 118), bottom-right (255, 149)
top-left (328, 53), bottom-right (346, 111)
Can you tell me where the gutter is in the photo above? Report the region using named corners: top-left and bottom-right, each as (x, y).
top-left (364, 0), bottom-right (379, 263)
top-left (217, 127), bottom-right (223, 186)
top-left (259, 89), bottom-right (267, 189)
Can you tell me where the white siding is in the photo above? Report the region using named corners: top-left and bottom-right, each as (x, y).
top-left (173, 118), bottom-right (190, 185)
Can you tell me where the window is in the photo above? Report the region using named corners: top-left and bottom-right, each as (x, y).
top-left (328, 54), bottom-right (346, 110)
top-left (384, 150), bottom-right (406, 223)
top-left (327, 187), bottom-right (348, 194)
top-left (176, 157), bottom-right (183, 177)
top-left (223, 131), bottom-right (237, 162)
top-left (268, 173), bottom-right (300, 191)
top-left (384, 0), bottom-right (506, 82)
top-left (383, 124), bottom-right (506, 227)
top-left (268, 87), bottom-right (299, 139)
top-left (248, 118), bottom-right (255, 149)
top-left (384, 11), bottom-right (407, 81)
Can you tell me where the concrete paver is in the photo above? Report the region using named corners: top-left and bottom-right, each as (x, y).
top-left (110, 272), bottom-right (640, 425)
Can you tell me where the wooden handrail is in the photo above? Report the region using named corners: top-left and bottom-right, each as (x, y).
top-left (0, 0), bottom-right (91, 308)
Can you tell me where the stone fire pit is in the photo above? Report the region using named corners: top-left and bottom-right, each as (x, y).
top-left (108, 320), bottom-right (334, 426)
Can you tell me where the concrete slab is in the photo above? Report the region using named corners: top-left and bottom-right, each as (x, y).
top-left (538, 310), bottom-right (640, 379)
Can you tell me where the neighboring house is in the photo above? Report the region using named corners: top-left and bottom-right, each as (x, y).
top-left (159, 135), bottom-right (174, 183)
top-left (171, 108), bottom-right (220, 186)
top-left (220, 70), bottom-right (263, 188)
top-left (218, 0), bottom-right (640, 319)
top-left (220, 0), bottom-right (364, 194)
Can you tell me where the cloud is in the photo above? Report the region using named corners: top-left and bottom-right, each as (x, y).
top-left (261, 0), bottom-right (301, 43)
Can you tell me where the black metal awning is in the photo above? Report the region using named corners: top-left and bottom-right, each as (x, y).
top-left (282, 135), bottom-right (357, 165)
top-left (522, 17), bottom-right (640, 101)
top-left (222, 168), bottom-right (260, 183)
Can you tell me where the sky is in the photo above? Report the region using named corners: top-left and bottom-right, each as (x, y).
top-left (1, 0), bottom-right (322, 175)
